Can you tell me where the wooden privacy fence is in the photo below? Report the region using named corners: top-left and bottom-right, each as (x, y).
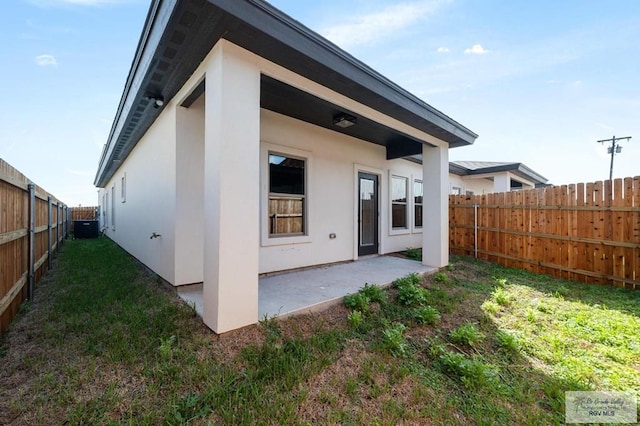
top-left (0, 159), bottom-right (70, 334)
top-left (71, 206), bottom-right (98, 221)
top-left (450, 177), bottom-right (640, 289)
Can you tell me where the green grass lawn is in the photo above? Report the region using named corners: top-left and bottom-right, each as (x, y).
top-left (0, 238), bottom-right (638, 425)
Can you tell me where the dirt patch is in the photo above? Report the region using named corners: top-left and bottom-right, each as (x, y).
top-left (295, 341), bottom-right (438, 424)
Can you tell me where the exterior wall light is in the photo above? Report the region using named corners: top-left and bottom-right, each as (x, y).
top-left (146, 95), bottom-right (164, 109)
top-left (333, 113), bottom-right (357, 128)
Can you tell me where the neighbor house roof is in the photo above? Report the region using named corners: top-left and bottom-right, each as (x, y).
top-left (449, 161), bottom-right (549, 185)
top-left (94, 0), bottom-right (478, 187)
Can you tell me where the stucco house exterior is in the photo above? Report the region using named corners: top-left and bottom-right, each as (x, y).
top-left (449, 161), bottom-right (548, 195)
top-left (94, 0), bottom-right (477, 333)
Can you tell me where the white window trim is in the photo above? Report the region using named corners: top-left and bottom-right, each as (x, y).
top-left (103, 192), bottom-right (108, 230)
top-left (412, 176), bottom-right (423, 234)
top-left (121, 173), bottom-right (126, 203)
top-left (260, 141), bottom-right (312, 247)
top-left (389, 172), bottom-right (410, 236)
top-left (451, 185), bottom-right (463, 195)
top-left (111, 184), bottom-right (116, 231)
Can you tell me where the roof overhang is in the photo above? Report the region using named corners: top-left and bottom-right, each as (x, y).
top-left (449, 162), bottom-right (548, 185)
top-left (95, 0), bottom-right (478, 187)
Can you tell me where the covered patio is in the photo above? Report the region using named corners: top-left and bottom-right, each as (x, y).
top-left (178, 255), bottom-right (435, 323)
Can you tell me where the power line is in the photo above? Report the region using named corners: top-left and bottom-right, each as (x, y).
top-left (597, 135), bottom-right (631, 181)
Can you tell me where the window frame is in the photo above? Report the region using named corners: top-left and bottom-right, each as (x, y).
top-left (121, 173), bottom-right (126, 203)
top-left (103, 192), bottom-right (108, 230)
top-left (268, 152), bottom-right (306, 237)
top-left (413, 178), bottom-right (423, 232)
top-left (261, 142), bottom-right (312, 247)
top-left (111, 184), bottom-right (116, 230)
top-left (389, 173), bottom-right (410, 235)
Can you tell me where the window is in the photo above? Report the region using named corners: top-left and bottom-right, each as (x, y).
top-left (103, 193), bottom-right (108, 228)
top-left (466, 190), bottom-right (474, 196)
top-left (451, 186), bottom-right (462, 195)
top-left (391, 176), bottom-right (408, 229)
top-left (414, 180), bottom-right (423, 228)
top-left (121, 173), bottom-right (126, 203)
top-left (510, 180), bottom-right (523, 190)
top-left (268, 153), bottom-right (305, 236)
top-left (111, 185), bottom-right (116, 230)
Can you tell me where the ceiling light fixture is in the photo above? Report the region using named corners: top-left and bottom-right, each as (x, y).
top-left (333, 113), bottom-right (357, 128)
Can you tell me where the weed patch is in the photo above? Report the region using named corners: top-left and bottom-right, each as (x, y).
top-left (405, 247), bottom-right (422, 261)
top-left (449, 323), bottom-right (484, 347)
top-left (393, 273), bottom-right (429, 306)
top-left (412, 306), bottom-right (441, 325)
top-left (380, 322), bottom-right (409, 357)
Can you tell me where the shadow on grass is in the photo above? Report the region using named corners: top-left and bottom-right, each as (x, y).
top-left (437, 255), bottom-right (639, 423)
top-left (408, 270), bottom-right (593, 424)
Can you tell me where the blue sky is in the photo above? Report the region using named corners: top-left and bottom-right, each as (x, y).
top-left (1, 0), bottom-right (638, 206)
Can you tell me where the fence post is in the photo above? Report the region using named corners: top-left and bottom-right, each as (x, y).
top-left (474, 203), bottom-right (479, 259)
top-left (47, 197), bottom-right (53, 269)
top-left (56, 200), bottom-right (62, 253)
top-left (61, 205), bottom-right (66, 241)
top-left (68, 207), bottom-right (72, 237)
top-left (55, 202), bottom-right (60, 252)
top-left (28, 184), bottom-right (36, 301)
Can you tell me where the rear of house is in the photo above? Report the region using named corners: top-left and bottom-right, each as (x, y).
top-left (95, 0), bottom-right (477, 333)
top-left (449, 161), bottom-right (548, 195)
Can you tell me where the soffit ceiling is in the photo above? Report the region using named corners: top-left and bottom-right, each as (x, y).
top-left (95, 0), bottom-right (477, 187)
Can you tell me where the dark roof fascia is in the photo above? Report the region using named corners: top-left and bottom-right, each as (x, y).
top-left (449, 162), bottom-right (469, 176)
top-left (94, 0), bottom-right (177, 186)
top-left (516, 163), bottom-right (548, 184)
top-left (463, 163), bottom-right (548, 184)
top-left (212, 0), bottom-right (478, 146)
top-left (95, 0), bottom-right (478, 187)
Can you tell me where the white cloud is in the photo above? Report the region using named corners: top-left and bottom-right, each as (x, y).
top-left (437, 47), bottom-right (450, 53)
top-left (35, 54), bottom-right (58, 67)
top-left (322, 1), bottom-right (447, 48)
top-left (464, 44), bottom-right (490, 55)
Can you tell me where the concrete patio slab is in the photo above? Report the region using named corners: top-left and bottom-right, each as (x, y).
top-left (178, 255), bottom-right (436, 322)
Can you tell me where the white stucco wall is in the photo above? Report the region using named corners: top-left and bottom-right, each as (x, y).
top-left (449, 171), bottom-right (536, 195)
top-left (259, 109), bottom-right (425, 274)
top-left (175, 95), bottom-right (205, 285)
top-left (449, 174), bottom-right (493, 195)
top-left (202, 42), bottom-right (261, 332)
top-left (98, 105), bottom-right (178, 285)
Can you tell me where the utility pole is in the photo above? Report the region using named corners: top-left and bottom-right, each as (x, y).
top-left (597, 135), bottom-right (631, 181)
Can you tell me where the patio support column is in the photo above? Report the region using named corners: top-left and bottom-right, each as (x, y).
top-left (493, 174), bottom-right (510, 193)
top-left (422, 143), bottom-right (449, 267)
top-left (203, 42), bottom-right (260, 333)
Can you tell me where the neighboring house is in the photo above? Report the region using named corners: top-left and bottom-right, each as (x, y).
top-left (94, 0), bottom-right (477, 333)
top-left (449, 161), bottom-right (548, 195)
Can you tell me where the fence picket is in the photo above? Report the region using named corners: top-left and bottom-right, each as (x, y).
top-left (449, 176), bottom-right (640, 289)
top-left (0, 159), bottom-right (99, 334)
